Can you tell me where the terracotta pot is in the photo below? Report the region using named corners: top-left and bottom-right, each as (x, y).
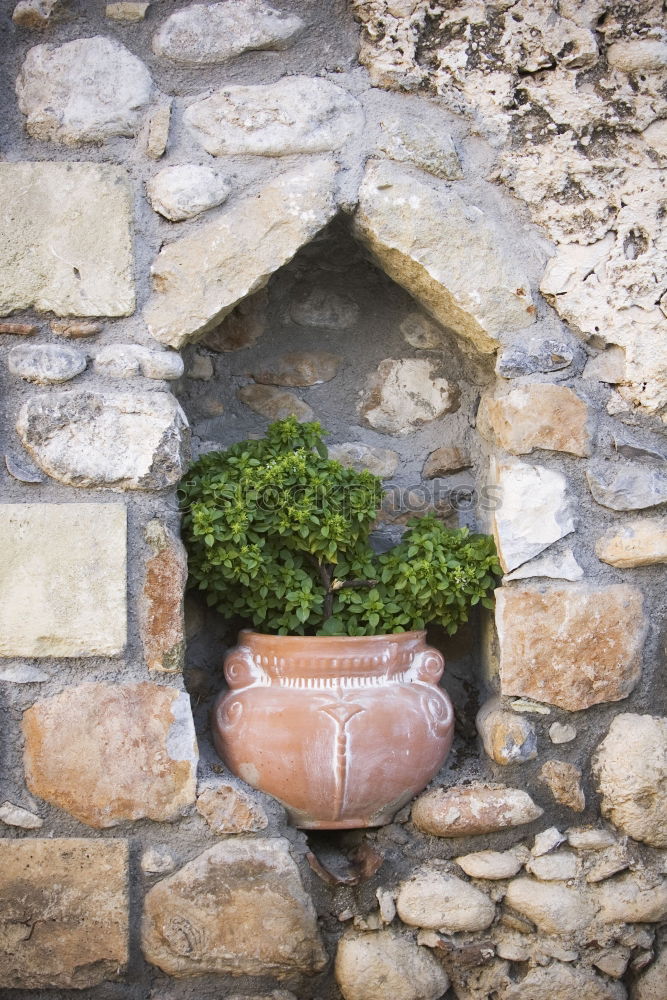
top-left (211, 629), bottom-right (454, 829)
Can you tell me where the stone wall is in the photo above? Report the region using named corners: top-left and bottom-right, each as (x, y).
top-left (0, 1), bottom-right (666, 999)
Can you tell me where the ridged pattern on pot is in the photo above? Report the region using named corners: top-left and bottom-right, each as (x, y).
top-left (212, 631), bottom-right (454, 828)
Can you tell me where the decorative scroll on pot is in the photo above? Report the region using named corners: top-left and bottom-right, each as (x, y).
top-left (211, 629), bottom-right (454, 829)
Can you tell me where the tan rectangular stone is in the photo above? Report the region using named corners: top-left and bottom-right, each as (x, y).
top-left (0, 162), bottom-right (135, 317)
top-left (0, 838), bottom-right (128, 989)
top-left (0, 503), bottom-right (126, 657)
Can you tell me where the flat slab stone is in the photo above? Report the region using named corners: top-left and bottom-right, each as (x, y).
top-left (185, 77), bottom-right (363, 156)
top-left (0, 163), bottom-right (135, 317)
top-left (23, 682), bottom-right (197, 827)
top-left (481, 384), bottom-right (591, 457)
top-left (412, 783), bottom-right (543, 837)
top-left (363, 89), bottom-right (462, 180)
top-left (492, 460), bottom-right (574, 572)
top-left (8, 343), bottom-right (87, 384)
top-left (354, 159), bottom-right (536, 355)
top-left (141, 838), bottom-right (326, 977)
top-left (496, 584), bottom-right (646, 710)
top-left (587, 461), bottom-right (667, 510)
top-left (16, 36), bottom-right (152, 143)
top-left (0, 503), bottom-right (126, 657)
top-left (359, 358), bottom-right (459, 436)
top-left (596, 516), bottom-right (667, 567)
top-left (17, 390), bottom-right (189, 490)
top-left (0, 838), bottom-right (128, 989)
top-left (252, 351), bottom-right (342, 386)
top-left (153, 1), bottom-right (304, 65)
top-left (144, 160), bottom-right (337, 349)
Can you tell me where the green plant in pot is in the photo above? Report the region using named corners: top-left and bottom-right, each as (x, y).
top-left (180, 417), bottom-right (500, 828)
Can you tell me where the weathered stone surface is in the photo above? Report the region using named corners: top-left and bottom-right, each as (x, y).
top-left (476, 697), bottom-right (537, 765)
top-left (550, 722), bottom-right (577, 744)
top-left (0, 163), bottom-right (134, 317)
top-left (587, 462), bottom-right (667, 511)
top-left (141, 846), bottom-right (177, 875)
top-left (455, 850), bottom-right (522, 880)
top-left (0, 503), bottom-right (126, 657)
top-left (290, 286), bottom-right (360, 329)
top-left (566, 828), bottom-right (617, 852)
top-left (540, 761), bottom-right (586, 813)
top-left (397, 868), bottom-right (495, 932)
top-left (595, 873), bottom-right (667, 925)
top-left (252, 351), bottom-right (342, 387)
top-left (0, 801), bottom-right (42, 829)
top-left (335, 930), bottom-right (449, 1000)
top-left (196, 781), bottom-right (268, 834)
top-left (187, 352), bottom-right (214, 380)
top-left (481, 385), bottom-right (591, 457)
top-left (633, 947), bottom-right (667, 1000)
top-left (106, 2), bottom-right (149, 21)
top-left (8, 343), bottom-right (86, 384)
top-left (142, 838), bottom-right (326, 977)
top-left (185, 77), bottom-right (362, 156)
top-left (354, 159), bottom-right (535, 355)
top-left (400, 312), bottom-right (447, 349)
top-left (607, 39), bottom-right (667, 72)
top-left (13, 0), bottom-right (64, 27)
top-left (496, 584), bottom-right (646, 710)
top-left (51, 319), bottom-right (103, 338)
top-left (412, 783), bottom-right (542, 837)
top-left (360, 358), bottom-right (459, 436)
top-left (363, 89), bottom-right (462, 180)
top-left (584, 346), bottom-right (627, 384)
top-left (238, 384), bottom-right (314, 422)
top-left (592, 946), bottom-right (631, 978)
top-left (585, 846), bottom-right (631, 884)
top-left (594, 714), bottom-right (667, 848)
top-left (153, 1), bottom-right (304, 65)
top-left (0, 320), bottom-right (38, 335)
top-left (23, 682), bottom-right (197, 828)
top-left (329, 443), bottom-right (399, 479)
top-left (146, 164), bottom-right (231, 222)
top-left (93, 344), bottom-right (184, 380)
top-left (144, 100), bottom-right (171, 159)
top-left (0, 839), bottom-right (128, 989)
top-left (492, 461), bottom-right (574, 572)
top-left (204, 288), bottom-right (268, 352)
top-left (504, 548), bottom-right (584, 583)
top-left (17, 390), bottom-right (189, 490)
top-left (525, 851), bottom-right (579, 882)
top-left (532, 827), bottom-right (566, 856)
top-left (16, 37), bottom-right (152, 143)
top-left (0, 663), bottom-right (48, 683)
top-left (145, 161), bottom-right (337, 349)
top-left (497, 338), bottom-right (576, 378)
top-left (504, 963), bottom-right (626, 1000)
top-left (504, 878), bottom-right (595, 935)
top-left (141, 520), bottom-right (187, 673)
top-left (596, 517), bottom-right (667, 568)
top-left (423, 446), bottom-right (471, 478)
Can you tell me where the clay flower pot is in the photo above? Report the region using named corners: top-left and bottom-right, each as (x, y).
top-left (211, 629), bottom-right (454, 829)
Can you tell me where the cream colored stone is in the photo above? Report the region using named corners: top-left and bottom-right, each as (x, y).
top-left (106, 2), bottom-right (149, 21)
top-left (504, 548), bottom-right (584, 582)
top-left (503, 962), bottom-right (626, 1000)
top-left (584, 346), bottom-right (627, 384)
top-left (16, 37), bottom-right (152, 143)
top-left (9, 343), bottom-right (87, 384)
top-left (335, 930), bottom-right (449, 1000)
top-left (329, 443), bottom-right (399, 478)
top-left (363, 89), bottom-right (462, 180)
top-left (566, 827), bottom-right (617, 851)
top-left (0, 163), bottom-right (134, 317)
top-left (146, 164), bottom-right (231, 221)
top-left (142, 838), bottom-right (326, 977)
top-left (359, 358), bottom-right (459, 436)
top-left (481, 385), bottom-right (591, 457)
top-left (608, 40), bottom-right (667, 72)
top-left (23, 682), bottom-right (197, 827)
top-left (532, 827), bottom-right (566, 856)
top-left (0, 801), bottom-right (42, 829)
top-left (504, 877), bottom-right (596, 935)
top-left (141, 845), bottom-right (176, 875)
top-left (525, 851), bottom-right (579, 881)
top-left (185, 77), bottom-right (362, 155)
top-left (540, 760), bottom-right (586, 813)
top-left (585, 845), bottom-right (631, 884)
top-left (550, 722), bottom-right (577, 744)
top-left (13, 0), bottom-right (64, 27)
top-left (596, 517), bottom-right (667, 567)
top-left (594, 873), bottom-right (667, 924)
top-left (476, 696), bottom-right (537, 765)
top-left (0, 503), bottom-right (126, 657)
top-left (354, 159), bottom-right (536, 356)
top-left (396, 867), bottom-right (495, 932)
top-left (0, 838), bottom-right (128, 989)
top-left (153, 1), bottom-right (304, 65)
top-left (422, 446), bottom-right (471, 478)
top-left (593, 945), bottom-right (631, 978)
top-left (594, 714), bottom-right (667, 848)
top-left (632, 947), bottom-right (667, 1000)
top-left (144, 100), bottom-right (171, 159)
top-left (144, 160), bottom-right (337, 349)
top-left (412, 783), bottom-right (542, 837)
top-left (455, 850), bottom-right (522, 880)
top-left (496, 584), bottom-right (646, 710)
top-left (17, 390), bottom-right (189, 490)
top-left (238, 384), bottom-right (314, 422)
top-left (492, 461), bottom-right (574, 572)
top-left (196, 781), bottom-right (268, 834)
top-left (93, 344), bottom-right (183, 380)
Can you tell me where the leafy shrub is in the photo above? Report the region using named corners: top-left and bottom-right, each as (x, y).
top-left (179, 418), bottom-right (500, 636)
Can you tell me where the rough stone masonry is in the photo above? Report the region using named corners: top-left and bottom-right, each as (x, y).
top-left (0, 1), bottom-right (666, 999)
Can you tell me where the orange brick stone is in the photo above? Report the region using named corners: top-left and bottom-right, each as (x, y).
top-left (481, 384), bottom-right (591, 457)
top-left (141, 520), bottom-right (187, 672)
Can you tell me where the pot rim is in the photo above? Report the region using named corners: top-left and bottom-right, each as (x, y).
top-left (238, 628), bottom-right (427, 643)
